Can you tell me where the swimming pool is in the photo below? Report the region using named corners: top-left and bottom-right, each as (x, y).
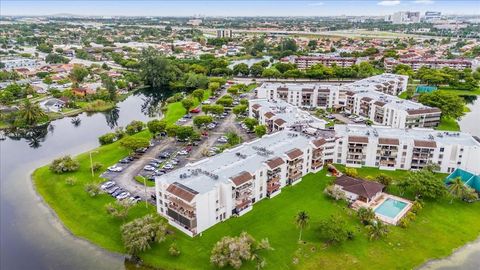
top-left (375, 198), bottom-right (408, 219)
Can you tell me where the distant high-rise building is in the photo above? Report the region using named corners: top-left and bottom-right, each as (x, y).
top-left (424, 11), bottom-right (441, 22)
top-left (216, 29), bottom-right (233, 38)
top-left (388, 11), bottom-right (421, 24)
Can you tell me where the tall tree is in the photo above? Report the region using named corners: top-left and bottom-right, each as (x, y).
top-left (365, 220), bottom-right (389, 240)
top-left (18, 99), bottom-right (46, 126)
top-left (139, 47), bottom-right (181, 88)
top-left (121, 214), bottom-right (167, 259)
top-left (418, 91), bottom-right (465, 119)
top-left (447, 177), bottom-right (470, 203)
top-left (295, 211), bottom-right (310, 242)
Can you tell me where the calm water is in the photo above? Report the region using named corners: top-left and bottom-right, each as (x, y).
top-left (0, 91), bottom-right (163, 270)
top-left (0, 91), bottom-right (479, 270)
top-left (422, 97), bottom-right (480, 270)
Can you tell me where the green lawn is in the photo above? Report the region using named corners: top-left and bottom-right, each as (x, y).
top-left (438, 87), bottom-right (480, 96)
top-left (34, 145), bottom-right (480, 270)
top-left (163, 89), bottom-right (212, 124)
top-left (135, 175), bottom-right (155, 187)
top-left (436, 117), bottom-right (461, 132)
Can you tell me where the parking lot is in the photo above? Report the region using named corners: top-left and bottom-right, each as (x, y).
top-left (97, 84), bottom-right (258, 205)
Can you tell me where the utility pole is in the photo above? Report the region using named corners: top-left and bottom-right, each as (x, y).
top-left (143, 176), bottom-right (148, 209)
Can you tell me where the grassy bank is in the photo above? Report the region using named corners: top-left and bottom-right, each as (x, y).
top-left (436, 117), bottom-right (461, 131)
top-left (34, 146), bottom-right (480, 270)
top-left (162, 89), bottom-right (212, 124)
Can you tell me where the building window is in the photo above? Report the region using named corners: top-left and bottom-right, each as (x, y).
top-left (440, 147), bottom-right (444, 152)
top-left (439, 154), bottom-right (443, 159)
top-left (403, 145), bottom-right (407, 149)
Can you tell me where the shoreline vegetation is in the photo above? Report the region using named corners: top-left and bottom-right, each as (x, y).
top-left (31, 93), bottom-right (480, 269)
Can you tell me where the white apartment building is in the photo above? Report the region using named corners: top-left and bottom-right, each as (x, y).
top-left (288, 56), bottom-right (357, 69)
top-left (386, 11), bottom-right (421, 24)
top-left (255, 74), bottom-right (440, 129)
top-left (384, 58), bottom-right (472, 72)
top-left (334, 125), bottom-right (480, 174)
top-left (216, 29), bottom-right (233, 38)
top-left (1, 58), bottom-right (39, 70)
top-left (155, 129), bottom-right (331, 236)
top-left (156, 90), bottom-right (479, 236)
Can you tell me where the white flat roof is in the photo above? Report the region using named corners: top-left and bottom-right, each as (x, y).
top-left (156, 130), bottom-right (316, 195)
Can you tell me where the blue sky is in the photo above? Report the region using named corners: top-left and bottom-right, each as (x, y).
top-left (1, 1), bottom-right (479, 16)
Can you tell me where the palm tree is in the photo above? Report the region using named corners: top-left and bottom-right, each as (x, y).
top-left (448, 177), bottom-right (469, 203)
top-left (357, 207), bottom-right (376, 225)
top-left (19, 100), bottom-right (46, 126)
top-left (366, 220), bottom-right (389, 240)
top-left (295, 211), bottom-right (310, 242)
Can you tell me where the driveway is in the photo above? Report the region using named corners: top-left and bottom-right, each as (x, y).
top-left (333, 113), bottom-right (354, 124)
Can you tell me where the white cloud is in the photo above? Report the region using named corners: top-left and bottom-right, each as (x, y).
top-left (308, 2), bottom-right (324, 6)
top-left (378, 1), bottom-right (401, 6)
top-left (413, 0), bottom-right (434, 4)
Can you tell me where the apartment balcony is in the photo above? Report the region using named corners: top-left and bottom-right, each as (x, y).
top-left (267, 181), bottom-right (281, 195)
top-left (289, 158), bottom-right (303, 166)
top-left (167, 206), bottom-right (197, 230)
top-left (289, 171), bottom-right (302, 182)
top-left (267, 174), bottom-right (281, 182)
top-left (235, 199), bottom-right (252, 213)
top-left (311, 159), bottom-right (323, 170)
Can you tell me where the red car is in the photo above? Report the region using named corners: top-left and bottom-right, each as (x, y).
top-left (190, 107), bottom-right (201, 113)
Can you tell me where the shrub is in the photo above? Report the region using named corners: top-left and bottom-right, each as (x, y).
top-left (324, 185), bottom-right (346, 201)
top-left (49, 156), bottom-right (80, 173)
top-left (91, 162), bottom-right (103, 172)
top-left (125, 120), bottom-right (144, 135)
top-left (65, 177), bottom-right (77, 186)
top-left (98, 132), bottom-right (117, 145)
top-left (344, 167), bottom-right (358, 178)
top-left (169, 242), bottom-right (181, 257)
top-left (84, 183), bottom-right (102, 197)
top-left (375, 174), bottom-right (393, 186)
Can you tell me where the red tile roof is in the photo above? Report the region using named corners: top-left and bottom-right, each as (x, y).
top-left (348, 136), bottom-right (369, 144)
top-left (230, 171), bottom-right (253, 186)
top-left (265, 157), bottom-right (285, 169)
top-left (378, 138), bottom-right (399, 145)
top-left (414, 140), bottom-right (437, 148)
top-left (166, 182), bottom-right (198, 202)
top-left (285, 148), bottom-right (303, 159)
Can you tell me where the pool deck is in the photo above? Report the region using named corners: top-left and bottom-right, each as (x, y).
top-left (351, 193), bottom-right (412, 225)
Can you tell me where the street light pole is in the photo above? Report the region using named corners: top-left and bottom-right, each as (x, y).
top-left (143, 176), bottom-right (148, 209)
top-left (89, 151), bottom-right (98, 179)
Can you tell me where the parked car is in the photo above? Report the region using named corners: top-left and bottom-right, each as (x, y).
top-left (177, 118), bottom-right (188, 123)
top-left (184, 114), bottom-right (192, 119)
top-left (177, 150), bottom-right (188, 155)
top-left (116, 192), bottom-right (130, 200)
top-left (101, 181), bottom-right (115, 190)
top-left (144, 165), bottom-right (155, 171)
top-left (136, 147), bottom-right (148, 153)
top-left (112, 189), bottom-right (124, 197)
top-left (217, 136), bottom-right (228, 143)
top-left (107, 186), bottom-right (119, 194)
top-left (190, 107), bottom-right (201, 113)
top-left (108, 166), bottom-right (123, 172)
top-left (163, 163), bottom-right (174, 170)
top-left (158, 151), bottom-right (171, 159)
top-left (207, 123), bottom-right (216, 130)
top-left (129, 196), bottom-right (141, 204)
top-left (202, 100), bottom-right (211, 105)
top-left (119, 158), bottom-right (131, 164)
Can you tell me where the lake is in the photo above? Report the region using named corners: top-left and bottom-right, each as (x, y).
top-left (0, 91), bottom-right (164, 270)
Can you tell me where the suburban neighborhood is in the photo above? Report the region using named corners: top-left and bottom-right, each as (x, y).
top-left (1, 1), bottom-right (480, 270)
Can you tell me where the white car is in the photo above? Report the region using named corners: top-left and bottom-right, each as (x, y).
top-left (202, 100), bottom-right (211, 105)
top-left (144, 165), bottom-right (155, 171)
top-left (163, 164), bottom-right (174, 170)
top-left (116, 192), bottom-right (130, 200)
top-left (101, 181), bottom-right (115, 190)
top-left (177, 150), bottom-right (188, 155)
top-left (217, 136), bottom-right (228, 143)
top-left (177, 118), bottom-right (188, 123)
top-left (108, 166), bottom-right (123, 172)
